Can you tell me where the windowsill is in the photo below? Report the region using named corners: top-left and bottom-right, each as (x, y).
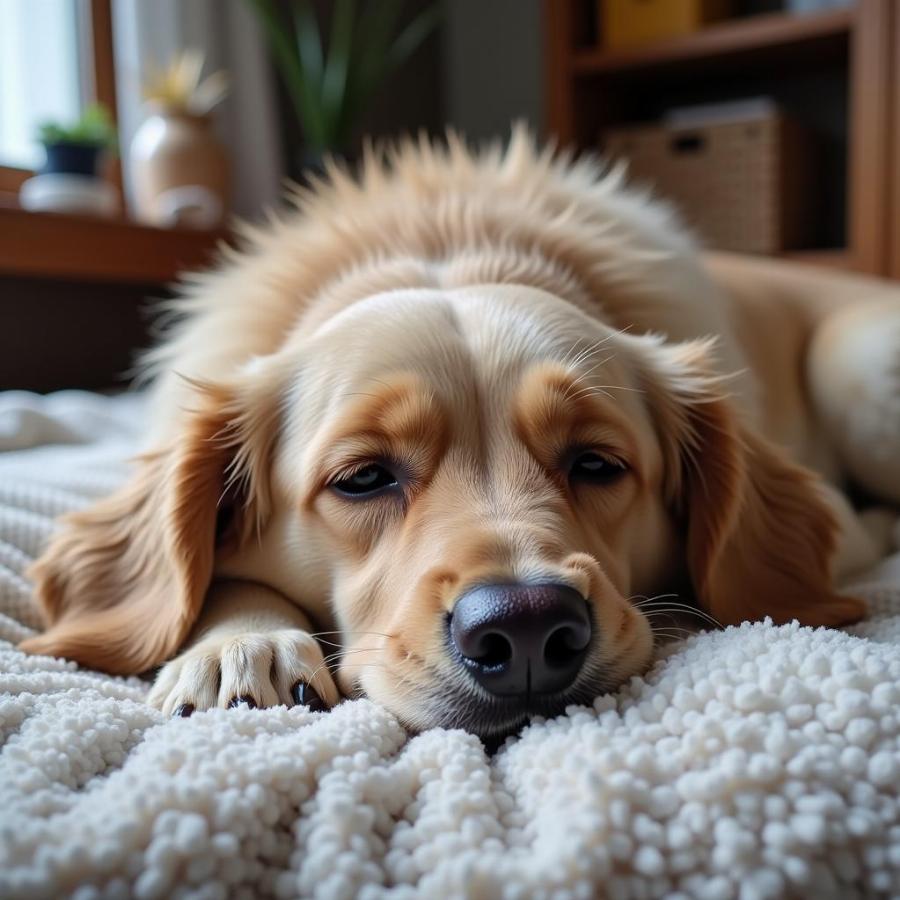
top-left (0, 165), bottom-right (32, 193)
top-left (0, 206), bottom-right (228, 284)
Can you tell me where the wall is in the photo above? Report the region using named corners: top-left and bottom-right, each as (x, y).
top-left (441, 0), bottom-right (543, 143)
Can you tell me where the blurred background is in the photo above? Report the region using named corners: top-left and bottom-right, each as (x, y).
top-left (1, 0), bottom-right (894, 392)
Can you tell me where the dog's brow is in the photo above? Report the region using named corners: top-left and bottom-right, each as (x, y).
top-left (513, 364), bottom-right (639, 462)
top-left (303, 373), bottom-right (449, 496)
top-left (331, 375), bottom-right (444, 444)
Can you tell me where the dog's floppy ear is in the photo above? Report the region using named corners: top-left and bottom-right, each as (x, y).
top-left (19, 375), bottom-right (279, 674)
top-left (635, 335), bottom-right (865, 628)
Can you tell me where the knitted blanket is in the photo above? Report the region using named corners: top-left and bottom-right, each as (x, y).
top-left (1, 390), bottom-right (899, 900)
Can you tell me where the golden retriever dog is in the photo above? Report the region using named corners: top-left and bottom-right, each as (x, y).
top-left (20, 130), bottom-right (900, 740)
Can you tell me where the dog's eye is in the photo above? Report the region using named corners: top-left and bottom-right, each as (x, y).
top-left (569, 451), bottom-right (627, 484)
top-left (331, 464), bottom-right (399, 497)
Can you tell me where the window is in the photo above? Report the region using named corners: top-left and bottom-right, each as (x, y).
top-left (0, 0), bottom-right (115, 193)
top-left (0, 0), bottom-right (83, 170)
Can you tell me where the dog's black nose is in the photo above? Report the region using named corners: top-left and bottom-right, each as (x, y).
top-left (449, 583), bottom-right (592, 696)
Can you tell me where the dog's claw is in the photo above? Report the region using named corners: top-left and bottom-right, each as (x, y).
top-left (292, 681), bottom-right (326, 711)
top-left (227, 695), bottom-right (257, 709)
top-left (173, 703), bottom-right (194, 718)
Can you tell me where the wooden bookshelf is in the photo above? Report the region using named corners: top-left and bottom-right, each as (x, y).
top-left (780, 248), bottom-right (855, 270)
top-left (544, 1), bottom-right (897, 276)
top-left (572, 8), bottom-right (853, 75)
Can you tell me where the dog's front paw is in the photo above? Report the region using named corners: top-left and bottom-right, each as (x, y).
top-left (147, 629), bottom-right (340, 717)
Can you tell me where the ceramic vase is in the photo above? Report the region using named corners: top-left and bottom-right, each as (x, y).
top-left (129, 105), bottom-right (228, 229)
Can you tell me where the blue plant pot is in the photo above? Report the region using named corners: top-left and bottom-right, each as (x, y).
top-left (41, 141), bottom-right (102, 176)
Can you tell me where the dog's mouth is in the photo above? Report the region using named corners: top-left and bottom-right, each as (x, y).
top-left (342, 668), bottom-right (587, 742)
top-left (339, 631), bottom-right (614, 746)
top-left (401, 674), bottom-right (609, 747)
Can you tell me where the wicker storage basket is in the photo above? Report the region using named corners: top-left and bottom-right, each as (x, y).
top-left (604, 114), bottom-right (816, 254)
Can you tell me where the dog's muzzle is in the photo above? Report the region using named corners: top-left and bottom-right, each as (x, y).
top-left (449, 582), bottom-right (592, 696)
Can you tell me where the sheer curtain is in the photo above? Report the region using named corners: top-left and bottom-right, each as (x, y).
top-left (0, 0), bottom-right (83, 169)
top-left (112, 0), bottom-right (285, 220)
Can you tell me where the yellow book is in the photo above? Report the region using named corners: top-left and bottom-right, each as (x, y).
top-left (600, 0), bottom-right (733, 49)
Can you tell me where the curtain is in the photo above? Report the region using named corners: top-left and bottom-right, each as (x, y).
top-left (112, 0), bottom-right (285, 220)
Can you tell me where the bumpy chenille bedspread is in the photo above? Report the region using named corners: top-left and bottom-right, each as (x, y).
top-left (1, 390), bottom-right (899, 899)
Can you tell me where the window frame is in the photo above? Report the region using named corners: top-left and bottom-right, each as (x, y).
top-left (0, 0), bottom-right (118, 198)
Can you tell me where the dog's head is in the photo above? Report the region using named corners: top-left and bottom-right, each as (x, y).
top-left (24, 281), bottom-right (863, 739)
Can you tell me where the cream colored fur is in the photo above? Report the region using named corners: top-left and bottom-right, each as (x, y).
top-left (20, 129), bottom-right (900, 738)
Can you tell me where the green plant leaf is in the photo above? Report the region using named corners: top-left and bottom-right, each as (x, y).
top-left (37, 122), bottom-right (66, 144)
top-left (386, 3), bottom-right (441, 71)
top-left (342, 1), bottom-right (440, 140)
top-left (249, 0), bottom-right (441, 154)
top-left (353, 0), bottom-right (404, 101)
top-left (320, 0), bottom-right (356, 148)
top-left (36, 103), bottom-right (117, 148)
top-left (292, 0), bottom-right (323, 93)
top-left (246, 0), bottom-right (327, 150)
top-left (340, 0), bottom-right (404, 138)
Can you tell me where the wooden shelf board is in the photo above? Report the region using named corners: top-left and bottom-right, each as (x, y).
top-left (779, 248), bottom-right (855, 270)
top-left (0, 207), bottom-right (227, 284)
top-left (573, 8), bottom-right (854, 76)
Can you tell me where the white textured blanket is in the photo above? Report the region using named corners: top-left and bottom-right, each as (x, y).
top-left (1, 390), bottom-right (899, 900)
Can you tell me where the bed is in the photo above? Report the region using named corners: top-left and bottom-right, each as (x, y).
top-left (1, 390), bottom-right (899, 899)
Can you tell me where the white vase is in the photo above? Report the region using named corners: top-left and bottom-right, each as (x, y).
top-left (128, 105), bottom-right (229, 229)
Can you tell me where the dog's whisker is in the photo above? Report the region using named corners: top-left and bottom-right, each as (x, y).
top-left (642, 611), bottom-right (688, 624)
top-left (651, 627), bottom-right (696, 640)
top-left (307, 630), bottom-right (393, 650)
top-left (646, 616), bottom-right (698, 630)
top-left (567, 386), bottom-right (615, 402)
top-left (631, 592), bottom-right (723, 632)
top-left (634, 603), bottom-right (723, 629)
top-left (565, 383), bottom-right (643, 402)
top-left (630, 593), bottom-right (686, 611)
top-left (652, 632), bottom-right (692, 646)
top-left (562, 353), bottom-right (618, 401)
top-left (630, 592), bottom-right (681, 606)
top-left (319, 646), bottom-right (381, 666)
top-left (305, 655), bottom-right (383, 687)
top-left (313, 638), bottom-right (347, 650)
top-left (638, 602), bottom-right (714, 614)
top-left (643, 611), bottom-right (721, 631)
top-left (574, 352), bottom-right (616, 376)
top-left (564, 334), bottom-right (616, 371)
top-left (650, 622), bottom-right (697, 636)
top-left (308, 630), bottom-right (394, 640)
top-left (591, 384), bottom-right (645, 394)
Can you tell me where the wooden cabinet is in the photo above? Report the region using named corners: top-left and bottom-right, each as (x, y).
top-left (544, 1), bottom-right (896, 276)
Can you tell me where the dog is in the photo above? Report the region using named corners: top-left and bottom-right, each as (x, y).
top-left (20, 129), bottom-right (900, 740)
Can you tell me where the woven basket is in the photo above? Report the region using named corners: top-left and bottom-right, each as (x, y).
top-left (604, 114), bottom-right (816, 254)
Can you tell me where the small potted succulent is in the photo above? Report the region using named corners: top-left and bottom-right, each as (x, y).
top-left (37, 104), bottom-right (117, 177)
top-left (20, 104), bottom-right (119, 216)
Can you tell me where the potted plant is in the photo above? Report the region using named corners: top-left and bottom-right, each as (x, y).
top-left (19, 104), bottom-right (119, 216)
top-left (247, 0), bottom-right (440, 169)
top-left (37, 103), bottom-right (117, 177)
